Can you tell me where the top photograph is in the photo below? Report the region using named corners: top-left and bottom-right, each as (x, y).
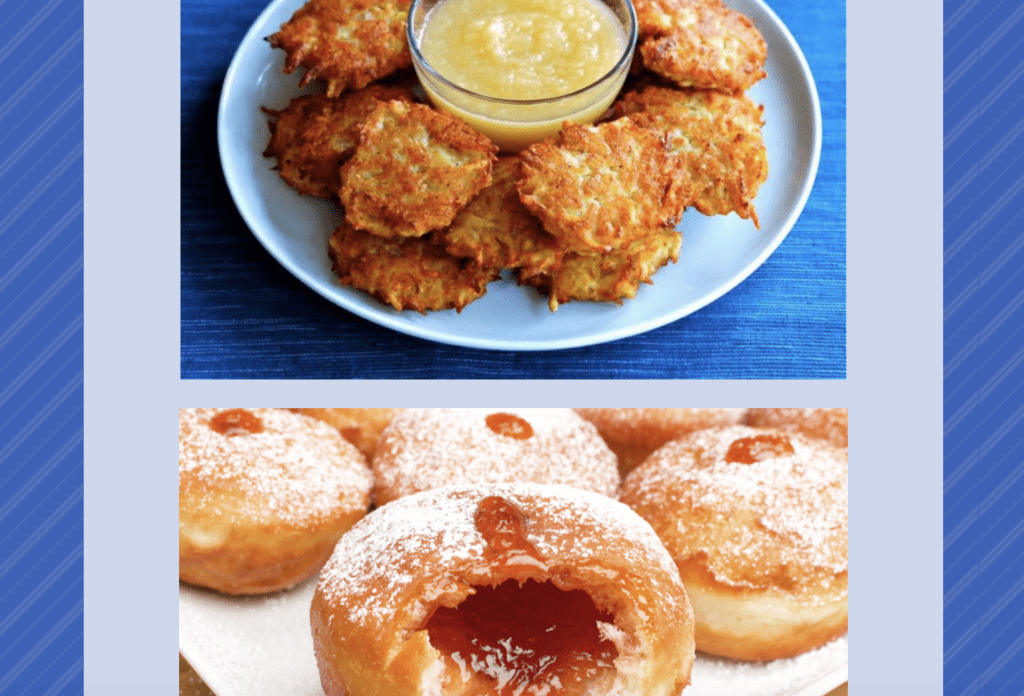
top-left (181, 0), bottom-right (845, 379)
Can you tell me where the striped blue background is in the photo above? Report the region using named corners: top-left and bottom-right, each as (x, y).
top-left (0, 0), bottom-right (83, 693)
top-left (944, 0), bottom-right (1024, 693)
top-left (0, 0), bottom-right (1016, 693)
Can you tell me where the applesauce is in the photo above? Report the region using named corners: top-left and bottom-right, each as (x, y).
top-left (408, 0), bottom-right (636, 151)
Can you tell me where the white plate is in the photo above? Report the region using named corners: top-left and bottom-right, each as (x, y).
top-left (179, 581), bottom-right (847, 696)
top-left (217, 0), bottom-right (821, 350)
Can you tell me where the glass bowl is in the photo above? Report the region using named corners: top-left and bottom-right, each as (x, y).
top-left (407, 0), bottom-right (637, 152)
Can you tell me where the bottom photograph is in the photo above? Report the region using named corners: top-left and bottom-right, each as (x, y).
top-left (179, 408), bottom-right (848, 696)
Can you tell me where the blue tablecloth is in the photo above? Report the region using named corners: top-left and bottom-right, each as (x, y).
top-left (181, 0), bottom-right (845, 379)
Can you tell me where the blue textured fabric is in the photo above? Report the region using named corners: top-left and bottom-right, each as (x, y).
top-left (181, 0), bottom-right (845, 379)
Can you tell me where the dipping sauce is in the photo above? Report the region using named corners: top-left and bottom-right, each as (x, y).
top-left (409, 0), bottom-right (635, 151)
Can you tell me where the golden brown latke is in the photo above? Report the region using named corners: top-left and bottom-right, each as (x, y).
top-left (615, 85), bottom-right (768, 226)
top-left (517, 119), bottom-right (683, 254)
top-left (262, 85), bottom-right (416, 198)
top-left (268, 0), bottom-right (412, 97)
top-left (436, 157), bottom-right (564, 280)
top-left (339, 100), bottom-right (497, 237)
top-left (523, 229), bottom-right (682, 310)
top-left (328, 221), bottom-right (500, 313)
top-left (633, 0), bottom-right (766, 93)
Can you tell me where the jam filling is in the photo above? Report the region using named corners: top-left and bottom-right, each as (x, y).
top-left (726, 433), bottom-right (794, 464)
top-left (474, 496), bottom-right (545, 569)
top-left (209, 409), bottom-right (263, 436)
top-left (486, 413), bottom-right (534, 440)
top-left (426, 579), bottom-right (618, 696)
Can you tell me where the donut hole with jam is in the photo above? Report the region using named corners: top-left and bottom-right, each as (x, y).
top-left (423, 577), bottom-right (620, 696)
top-left (416, 494), bottom-right (627, 695)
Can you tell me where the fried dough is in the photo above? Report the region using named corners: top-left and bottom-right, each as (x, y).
top-left (437, 157), bottom-right (564, 279)
top-left (339, 100), bottom-right (497, 237)
top-left (328, 221), bottom-right (499, 313)
top-left (523, 229), bottom-right (682, 310)
top-left (634, 0), bottom-right (766, 93)
top-left (262, 86), bottom-right (416, 198)
top-left (268, 0), bottom-right (412, 97)
top-left (517, 120), bottom-right (683, 254)
top-left (615, 86), bottom-right (767, 226)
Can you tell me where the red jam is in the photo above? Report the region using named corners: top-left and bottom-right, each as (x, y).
top-left (485, 413), bottom-right (534, 440)
top-left (426, 579), bottom-right (618, 696)
top-left (474, 496), bottom-right (546, 569)
top-left (209, 409), bottom-right (263, 437)
top-left (726, 433), bottom-right (794, 464)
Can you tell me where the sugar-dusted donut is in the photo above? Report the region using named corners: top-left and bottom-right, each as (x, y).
top-left (744, 408), bottom-right (848, 448)
top-left (311, 483), bottom-right (695, 696)
top-left (179, 408), bottom-right (373, 595)
top-left (371, 408), bottom-right (620, 505)
top-left (620, 425), bottom-right (848, 661)
top-left (575, 408), bottom-right (745, 475)
top-left (290, 408), bottom-right (402, 459)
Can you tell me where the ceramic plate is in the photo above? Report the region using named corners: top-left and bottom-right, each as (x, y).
top-left (217, 0), bottom-right (821, 349)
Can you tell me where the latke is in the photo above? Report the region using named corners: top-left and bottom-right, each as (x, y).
top-left (339, 100), bottom-right (497, 237)
top-left (268, 0), bottom-right (413, 97)
top-left (328, 221), bottom-right (499, 313)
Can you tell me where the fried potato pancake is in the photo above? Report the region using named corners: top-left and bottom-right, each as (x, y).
top-left (340, 100), bottom-right (497, 237)
top-left (523, 229), bottom-right (682, 310)
top-left (436, 157), bottom-right (564, 279)
top-left (328, 221), bottom-right (500, 313)
top-left (615, 85), bottom-right (767, 226)
top-left (262, 86), bottom-right (416, 198)
top-left (634, 0), bottom-right (766, 93)
top-left (268, 0), bottom-right (412, 97)
top-left (517, 119), bottom-right (682, 254)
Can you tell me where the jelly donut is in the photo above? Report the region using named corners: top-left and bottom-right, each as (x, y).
top-left (290, 408), bottom-right (402, 459)
top-left (311, 483), bottom-right (695, 696)
top-left (744, 408), bottom-right (848, 448)
top-left (620, 426), bottom-right (848, 661)
top-left (179, 408), bottom-right (373, 595)
top-left (575, 408), bottom-right (745, 475)
top-left (371, 408), bottom-right (620, 505)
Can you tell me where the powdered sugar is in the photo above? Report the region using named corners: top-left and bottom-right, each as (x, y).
top-left (179, 408), bottom-right (372, 525)
top-left (317, 483), bottom-right (682, 631)
top-left (624, 426), bottom-right (847, 587)
top-left (373, 409), bottom-right (620, 502)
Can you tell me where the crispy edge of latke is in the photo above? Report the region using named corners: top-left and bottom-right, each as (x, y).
top-left (614, 85), bottom-right (767, 227)
top-left (436, 156), bottom-right (564, 277)
top-left (523, 229), bottom-right (682, 311)
top-left (516, 120), bottom-right (681, 254)
top-left (339, 100), bottom-right (497, 238)
top-left (267, 0), bottom-right (413, 97)
top-left (328, 221), bottom-right (500, 314)
top-left (634, 0), bottom-right (767, 94)
top-left (262, 86), bottom-right (417, 198)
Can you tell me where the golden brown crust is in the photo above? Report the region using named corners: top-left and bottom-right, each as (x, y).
top-left (619, 425), bottom-right (847, 660)
top-left (178, 408), bottom-right (372, 595)
top-left (576, 408), bottom-right (745, 475)
top-left (371, 409), bottom-right (621, 505)
top-left (523, 229), bottom-right (682, 311)
top-left (262, 86), bottom-right (416, 198)
top-left (517, 120), bottom-right (682, 253)
top-left (311, 484), bottom-right (694, 696)
top-left (436, 157), bottom-right (565, 278)
top-left (268, 0), bottom-right (413, 97)
top-left (634, 0), bottom-right (767, 93)
top-left (290, 408), bottom-right (403, 458)
top-left (328, 221), bottom-right (500, 313)
top-left (744, 408), bottom-right (849, 448)
top-left (615, 86), bottom-right (767, 226)
top-left (339, 101), bottom-right (498, 237)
